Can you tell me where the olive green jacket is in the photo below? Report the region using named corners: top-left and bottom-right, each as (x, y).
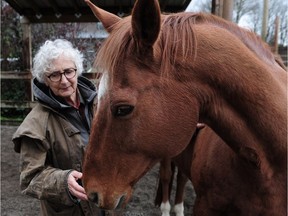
top-left (12, 77), bottom-right (102, 216)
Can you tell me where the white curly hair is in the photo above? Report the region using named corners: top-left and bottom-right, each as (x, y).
top-left (32, 39), bottom-right (84, 83)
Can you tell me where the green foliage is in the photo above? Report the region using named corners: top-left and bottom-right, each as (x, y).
top-left (1, 79), bottom-right (30, 101)
top-left (1, 79), bottom-right (31, 119)
top-left (1, 108), bottom-right (30, 120)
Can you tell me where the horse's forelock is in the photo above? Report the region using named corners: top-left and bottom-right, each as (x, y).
top-left (95, 17), bottom-right (160, 80)
top-left (94, 18), bottom-right (133, 77)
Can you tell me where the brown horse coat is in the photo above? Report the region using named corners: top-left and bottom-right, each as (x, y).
top-left (82, 0), bottom-right (287, 215)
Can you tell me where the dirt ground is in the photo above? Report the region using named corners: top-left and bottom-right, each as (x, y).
top-left (1, 125), bottom-right (196, 216)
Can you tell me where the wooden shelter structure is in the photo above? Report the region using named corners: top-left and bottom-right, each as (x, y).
top-left (5, 0), bottom-right (192, 23)
top-left (2, 0), bottom-right (235, 111)
top-left (4, 0), bottom-right (192, 71)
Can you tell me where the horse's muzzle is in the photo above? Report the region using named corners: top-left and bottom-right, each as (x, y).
top-left (88, 192), bottom-right (127, 210)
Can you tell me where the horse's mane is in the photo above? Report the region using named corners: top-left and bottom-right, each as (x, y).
top-left (159, 12), bottom-right (278, 76)
top-left (190, 12), bottom-right (274, 59)
top-left (95, 12), bottom-right (278, 78)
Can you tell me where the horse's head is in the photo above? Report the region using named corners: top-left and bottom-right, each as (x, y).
top-left (82, 0), bottom-right (199, 209)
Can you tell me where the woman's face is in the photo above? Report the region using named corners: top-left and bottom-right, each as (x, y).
top-left (45, 55), bottom-right (78, 102)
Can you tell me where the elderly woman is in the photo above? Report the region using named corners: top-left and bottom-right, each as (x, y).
top-left (12, 39), bottom-right (104, 215)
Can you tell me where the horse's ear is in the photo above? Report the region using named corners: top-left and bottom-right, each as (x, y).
top-left (131, 0), bottom-right (161, 49)
top-left (85, 0), bottom-right (121, 33)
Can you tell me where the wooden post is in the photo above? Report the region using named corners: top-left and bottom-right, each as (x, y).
top-left (211, 0), bottom-right (217, 14)
top-left (212, 0), bottom-right (223, 17)
top-left (274, 16), bottom-right (279, 54)
top-left (261, 0), bottom-right (269, 41)
top-left (222, 0), bottom-right (234, 21)
top-left (20, 16), bottom-right (33, 101)
top-left (20, 16), bottom-right (32, 71)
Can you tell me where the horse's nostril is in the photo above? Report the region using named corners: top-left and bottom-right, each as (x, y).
top-left (88, 192), bottom-right (99, 205)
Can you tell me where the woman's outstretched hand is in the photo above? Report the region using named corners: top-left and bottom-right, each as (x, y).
top-left (67, 170), bottom-right (88, 201)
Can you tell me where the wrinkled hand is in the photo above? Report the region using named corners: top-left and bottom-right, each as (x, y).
top-left (67, 170), bottom-right (88, 201)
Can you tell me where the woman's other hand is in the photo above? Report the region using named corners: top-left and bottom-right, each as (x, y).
top-left (67, 170), bottom-right (88, 201)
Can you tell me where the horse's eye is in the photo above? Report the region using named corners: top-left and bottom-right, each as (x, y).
top-left (113, 105), bottom-right (134, 117)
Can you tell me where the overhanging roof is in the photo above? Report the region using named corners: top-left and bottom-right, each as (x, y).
top-left (5, 0), bottom-right (192, 23)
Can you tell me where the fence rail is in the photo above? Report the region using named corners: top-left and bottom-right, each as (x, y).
top-left (1, 71), bottom-right (32, 79)
top-left (1, 100), bottom-right (36, 109)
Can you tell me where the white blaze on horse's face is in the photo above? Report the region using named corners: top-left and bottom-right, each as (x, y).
top-left (97, 72), bottom-right (109, 101)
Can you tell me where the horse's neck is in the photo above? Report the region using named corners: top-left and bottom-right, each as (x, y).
top-left (195, 61), bottom-right (287, 169)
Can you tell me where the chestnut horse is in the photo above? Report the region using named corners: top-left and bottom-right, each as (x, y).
top-left (156, 159), bottom-right (188, 216)
top-left (82, 0), bottom-right (287, 215)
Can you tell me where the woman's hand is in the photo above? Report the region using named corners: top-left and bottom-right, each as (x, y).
top-left (67, 170), bottom-right (88, 201)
